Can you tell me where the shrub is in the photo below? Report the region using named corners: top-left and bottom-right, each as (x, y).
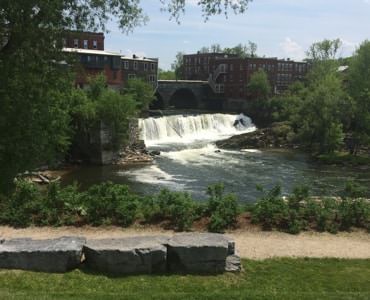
top-left (206, 183), bottom-right (239, 232)
top-left (0, 180), bottom-right (43, 227)
top-left (82, 182), bottom-right (140, 226)
top-left (155, 189), bottom-right (198, 231)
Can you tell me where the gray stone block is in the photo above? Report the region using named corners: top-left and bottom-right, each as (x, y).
top-left (225, 254), bottom-right (242, 272)
top-left (167, 233), bottom-right (232, 273)
top-left (0, 236), bottom-right (86, 273)
top-left (83, 236), bottom-right (168, 275)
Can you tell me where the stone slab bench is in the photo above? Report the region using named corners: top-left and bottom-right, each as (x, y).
top-left (83, 236), bottom-right (168, 275)
top-left (167, 233), bottom-right (240, 273)
top-left (0, 236), bottom-right (86, 273)
top-left (0, 233), bottom-right (240, 274)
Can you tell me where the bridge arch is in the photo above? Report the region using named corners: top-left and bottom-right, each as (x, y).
top-left (169, 88), bottom-right (199, 109)
top-left (150, 92), bottom-right (165, 110)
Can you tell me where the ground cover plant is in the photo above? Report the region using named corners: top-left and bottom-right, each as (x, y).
top-left (0, 181), bottom-right (368, 234)
top-left (0, 259), bottom-right (369, 300)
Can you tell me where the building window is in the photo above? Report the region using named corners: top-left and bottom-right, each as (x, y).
top-left (124, 61), bottom-right (129, 70)
top-left (148, 74), bottom-right (156, 82)
top-left (62, 38), bottom-right (67, 47)
top-left (87, 55), bottom-right (91, 62)
top-left (93, 40), bottom-right (97, 49)
top-left (133, 61), bottom-right (138, 70)
top-left (73, 39), bottom-right (78, 48)
top-left (83, 40), bottom-right (88, 49)
top-left (128, 74), bottom-right (136, 80)
top-left (151, 63), bottom-right (155, 71)
top-left (144, 63), bottom-right (148, 71)
top-left (230, 64), bottom-right (234, 71)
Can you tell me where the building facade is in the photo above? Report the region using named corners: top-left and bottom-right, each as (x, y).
top-left (183, 52), bottom-right (309, 99)
top-left (63, 31), bottom-right (158, 89)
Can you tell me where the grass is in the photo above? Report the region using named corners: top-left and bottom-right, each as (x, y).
top-left (0, 259), bottom-right (370, 299)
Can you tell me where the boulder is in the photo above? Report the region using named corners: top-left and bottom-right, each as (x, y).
top-left (83, 236), bottom-right (169, 275)
top-left (167, 233), bottom-right (235, 273)
top-left (0, 236), bottom-right (86, 273)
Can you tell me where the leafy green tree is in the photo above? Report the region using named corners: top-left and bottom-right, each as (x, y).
top-left (171, 52), bottom-right (185, 80)
top-left (123, 79), bottom-right (155, 110)
top-left (158, 68), bottom-right (176, 80)
top-left (347, 40), bottom-right (370, 154)
top-left (224, 41), bottom-right (258, 58)
top-left (292, 74), bottom-right (346, 154)
top-left (247, 69), bottom-right (271, 99)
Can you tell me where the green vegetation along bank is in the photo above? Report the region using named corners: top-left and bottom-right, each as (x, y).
top-left (0, 259), bottom-right (369, 300)
top-left (0, 181), bottom-right (368, 234)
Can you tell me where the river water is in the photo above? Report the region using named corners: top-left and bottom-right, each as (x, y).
top-left (62, 113), bottom-right (370, 202)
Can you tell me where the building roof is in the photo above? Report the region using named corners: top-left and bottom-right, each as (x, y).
top-left (121, 55), bottom-right (158, 63)
top-left (63, 47), bottom-right (121, 57)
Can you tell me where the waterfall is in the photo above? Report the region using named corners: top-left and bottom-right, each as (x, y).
top-left (139, 113), bottom-right (256, 145)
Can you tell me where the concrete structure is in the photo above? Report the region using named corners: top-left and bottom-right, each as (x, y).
top-left (152, 80), bottom-right (209, 109)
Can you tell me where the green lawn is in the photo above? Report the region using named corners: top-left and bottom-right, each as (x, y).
top-left (0, 259), bottom-right (369, 300)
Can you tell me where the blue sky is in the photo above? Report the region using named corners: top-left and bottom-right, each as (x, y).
top-left (105, 0), bottom-right (370, 70)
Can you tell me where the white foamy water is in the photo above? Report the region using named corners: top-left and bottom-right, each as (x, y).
top-left (139, 113), bottom-right (255, 146)
top-left (161, 144), bottom-right (242, 166)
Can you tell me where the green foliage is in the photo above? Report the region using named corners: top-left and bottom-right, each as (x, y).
top-left (158, 69), bottom-right (176, 80)
top-left (171, 52), bottom-right (185, 80)
top-left (206, 183), bottom-right (239, 232)
top-left (252, 184), bottom-right (370, 234)
top-left (347, 40), bottom-right (370, 154)
top-left (247, 69), bottom-right (271, 99)
top-left (291, 74), bottom-right (346, 154)
top-left (82, 182), bottom-right (140, 226)
top-left (71, 75), bottom-right (138, 152)
top-left (141, 189), bottom-right (198, 231)
top-left (122, 79), bottom-right (155, 110)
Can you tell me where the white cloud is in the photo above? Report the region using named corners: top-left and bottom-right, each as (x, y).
top-left (340, 39), bottom-right (358, 57)
top-left (279, 37), bottom-right (305, 60)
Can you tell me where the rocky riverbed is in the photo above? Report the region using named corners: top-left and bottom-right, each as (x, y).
top-left (216, 122), bottom-right (296, 150)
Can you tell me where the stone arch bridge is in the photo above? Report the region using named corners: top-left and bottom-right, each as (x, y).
top-left (151, 80), bottom-right (222, 110)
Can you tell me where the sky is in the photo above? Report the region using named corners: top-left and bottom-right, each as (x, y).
top-left (104, 0), bottom-right (370, 70)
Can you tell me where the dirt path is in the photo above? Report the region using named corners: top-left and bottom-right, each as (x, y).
top-left (1, 226), bottom-right (369, 259)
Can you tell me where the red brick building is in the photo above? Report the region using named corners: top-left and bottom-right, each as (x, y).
top-left (63, 31), bottom-right (158, 89)
top-left (63, 31), bottom-right (105, 50)
top-left (183, 53), bottom-right (309, 99)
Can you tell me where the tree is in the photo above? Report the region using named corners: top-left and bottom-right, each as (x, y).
top-left (171, 52), bottom-right (185, 80)
top-left (245, 69), bottom-right (273, 126)
top-left (158, 68), bottom-right (176, 80)
top-left (122, 78), bottom-right (156, 110)
top-left (291, 74), bottom-right (346, 154)
top-left (247, 69), bottom-right (271, 99)
top-left (210, 43), bottom-right (223, 53)
top-left (306, 39), bottom-right (342, 61)
top-left (224, 41), bottom-right (258, 58)
top-left (347, 40), bottom-right (370, 154)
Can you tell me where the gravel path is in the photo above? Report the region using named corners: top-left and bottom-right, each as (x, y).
top-left (1, 226), bottom-right (369, 259)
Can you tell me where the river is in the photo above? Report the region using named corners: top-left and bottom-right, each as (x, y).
top-left (62, 113), bottom-right (370, 202)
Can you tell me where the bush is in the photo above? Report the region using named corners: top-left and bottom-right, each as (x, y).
top-left (153, 189), bottom-right (198, 231)
top-left (83, 182), bottom-right (140, 226)
top-left (206, 183), bottom-right (239, 232)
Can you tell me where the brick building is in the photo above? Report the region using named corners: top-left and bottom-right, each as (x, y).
top-left (63, 31), bottom-right (158, 89)
top-left (63, 31), bottom-right (105, 50)
top-left (183, 53), bottom-right (309, 99)
top-left (121, 55), bottom-right (158, 88)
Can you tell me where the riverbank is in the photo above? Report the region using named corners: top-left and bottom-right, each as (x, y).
top-left (216, 122), bottom-right (370, 167)
top-left (1, 226), bottom-right (369, 259)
